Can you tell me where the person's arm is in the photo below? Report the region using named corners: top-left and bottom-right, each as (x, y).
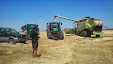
top-left (30, 31), bottom-right (33, 38)
top-left (35, 31), bottom-right (39, 35)
top-left (37, 32), bottom-right (39, 35)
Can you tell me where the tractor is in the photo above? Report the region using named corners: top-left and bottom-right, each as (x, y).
top-left (25, 24), bottom-right (39, 38)
top-left (46, 22), bottom-right (64, 40)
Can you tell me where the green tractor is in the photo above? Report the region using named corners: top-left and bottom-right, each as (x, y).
top-left (46, 22), bottom-right (64, 40)
top-left (25, 24), bottom-right (39, 38)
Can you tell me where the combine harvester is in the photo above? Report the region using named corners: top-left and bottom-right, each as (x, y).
top-left (50, 15), bottom-right (103, 37)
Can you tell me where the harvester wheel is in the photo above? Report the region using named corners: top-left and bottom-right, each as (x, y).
top-left (81, 31), bottom-right (87, 37)
top-left (75, 29), bottom-right (80, 36)
top-left (96, 35), bottom-right (100, 37)
top-left (87, 30), bottom-right (91, 37)
top-left (81, 31), bottom-right (84, 37)
top-left (59, 32), bottom-right (64, 40)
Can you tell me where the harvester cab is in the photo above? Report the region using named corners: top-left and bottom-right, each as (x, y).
top-left (46, 22), bottom-right (64, 40)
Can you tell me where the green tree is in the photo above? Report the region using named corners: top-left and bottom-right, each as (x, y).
top-left (21, 26), bottom-right (26, 32)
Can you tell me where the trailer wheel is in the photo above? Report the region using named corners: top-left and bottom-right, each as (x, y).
top-left (75, 29), bottom-right (80, 36)
top-left (96, 35), bottom-right (100, 37)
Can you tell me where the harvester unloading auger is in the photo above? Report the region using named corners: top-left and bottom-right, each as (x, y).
top-left (52, 15), bottom-right (78, 23)
top-left (51, 15), bottom-right (104, 37)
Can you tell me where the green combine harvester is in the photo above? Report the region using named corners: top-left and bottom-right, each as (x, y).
top-left (52, 15), bottom-right (103, 37)
top-left (25, 24), bottom-right (39, 38)
top-left (75, 17), bottom-right (103, 37)
top-left (46, 22), bottom-right (64, 40)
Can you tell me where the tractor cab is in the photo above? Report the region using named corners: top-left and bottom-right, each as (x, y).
top-left (27, 24), bottom-right (36, 32)
top-left (50, 22), bottom-right (61, 32)
top-left (47, 22), bottom-right (62, 32)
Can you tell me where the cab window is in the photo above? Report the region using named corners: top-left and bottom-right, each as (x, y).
top-left (0, 28), bottom-right (6, 33)
top-left (11, 29), bottom-right (18, 33)
top-left (0, 28), bottom-right (1, 32)
top-left (5, 28), bottom-right (11, 34)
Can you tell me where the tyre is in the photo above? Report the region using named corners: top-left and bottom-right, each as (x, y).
top-left (75, 29), bottom-right (80, 36)
top-left (81, 31), bottom-right (87, 37)
top-left (48, 33), bottom-right (52, 39)
top-left (81, 31), bottom-right (84, 37)
top-left (25, 33), bottom-right (29, 39)
top-left (87, 30), bottom-right (91, 37)
top-left (9, 39), bottom-right (16, 44)
top-left (21, 41), bottom-right (26, 44)
top-left (96, 35), bottom-right (100, 37)
top-left (59, 32), bottom-right (64, 40)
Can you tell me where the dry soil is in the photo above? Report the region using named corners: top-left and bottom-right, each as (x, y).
top-left (0, 30), bottom-right (113, 64)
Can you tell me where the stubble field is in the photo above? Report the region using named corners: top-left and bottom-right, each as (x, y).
top-left (0, 30), bottom-right (113, 64)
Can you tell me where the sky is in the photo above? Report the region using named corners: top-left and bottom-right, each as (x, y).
top-left (0, 0), bottom-right (113, 31)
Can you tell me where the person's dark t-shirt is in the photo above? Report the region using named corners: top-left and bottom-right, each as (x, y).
top-left (30, 30), bottom-right (39, 48)
top-left (31, 30), bottom-right (38, 40)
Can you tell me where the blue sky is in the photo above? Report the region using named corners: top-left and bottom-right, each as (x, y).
top-left (0, 0), bottom-right (113, 31)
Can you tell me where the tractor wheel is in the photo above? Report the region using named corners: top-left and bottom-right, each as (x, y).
top-left (81, 31), bottom-right (87, 37)
top-left (48, 33), bottom-right (52, 39)
top-left (59, 32), bottom-right (64, 40)
top-left (75, 29), bottom-right (80, 36)
top-left (96, 35), bottom-right (100, 37)
top-left (25, 33), bottom-right (29, 39)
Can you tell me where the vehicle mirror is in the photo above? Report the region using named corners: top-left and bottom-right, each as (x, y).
top-left (37, 25), bottom-right (38, 27)
top-left (61, 23), bottom-right (62, 25)
top-left (47, 23), bottom-right (48, 25)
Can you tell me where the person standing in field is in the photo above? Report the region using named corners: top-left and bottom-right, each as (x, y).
top-left (30, 27), bottom-right (39, 58)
